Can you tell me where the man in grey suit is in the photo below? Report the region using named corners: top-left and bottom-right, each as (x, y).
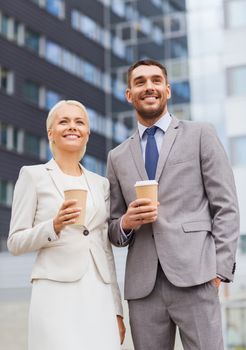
top-left (107, 59), bottom-right (239, 350)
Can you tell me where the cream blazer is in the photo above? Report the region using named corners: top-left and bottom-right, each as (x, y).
top-left (8, 159), bottom-right (123, 316)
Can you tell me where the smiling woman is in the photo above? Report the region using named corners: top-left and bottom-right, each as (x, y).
top-left (7, 100), bottom-right (125, 350)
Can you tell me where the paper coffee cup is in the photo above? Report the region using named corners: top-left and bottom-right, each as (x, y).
top-left (64, 189), bottom-right (87, 226)
top-left (134, 180), bottom-right (158, 205)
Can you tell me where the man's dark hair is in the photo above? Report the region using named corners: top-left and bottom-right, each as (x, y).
top-left (127, 59), bottom-right (168, 87)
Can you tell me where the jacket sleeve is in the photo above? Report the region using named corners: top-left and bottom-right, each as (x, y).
top-left (106, 151), bottom-right (133, 247)
top-left (200, 124), bottom-right (240, 281)
top-left (8, 167), bottom-right (59, 256)
top-left (102, 177), bottom-right (123, 317)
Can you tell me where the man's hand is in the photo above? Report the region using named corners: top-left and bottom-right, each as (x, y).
top-left (117, 315), bottom-right (126, 344)
top-left (212, 277), bottom-right (222, 289)
top-left (122, 198), bottom-right (158, 231)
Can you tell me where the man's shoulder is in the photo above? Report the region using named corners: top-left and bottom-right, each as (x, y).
top-left (109, 132), bottom-right (136, 157)
top-left (178, 119), bottom-right (212, 129)
top-left (176, 118), bottom-right (216, 135)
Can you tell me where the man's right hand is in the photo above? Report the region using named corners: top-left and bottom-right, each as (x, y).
top-left (122, 198), bottom-right (158, 231)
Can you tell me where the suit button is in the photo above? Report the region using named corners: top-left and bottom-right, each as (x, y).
top-left (48, 237), bottom-right (51, 242)
top-left (151, 234), bottom-right (154, 238)
top-left (83, 229), bottom-right (89, 236)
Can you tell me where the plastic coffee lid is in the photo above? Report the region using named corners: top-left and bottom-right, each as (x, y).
top-left (135, 180), bottom-right (158, 186)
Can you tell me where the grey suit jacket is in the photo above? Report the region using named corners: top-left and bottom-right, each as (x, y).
top-left (107, 116), bottom-right (240, 300)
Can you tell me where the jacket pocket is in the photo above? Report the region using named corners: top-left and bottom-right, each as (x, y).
top-left (182, 221), bottom-right (212, 233)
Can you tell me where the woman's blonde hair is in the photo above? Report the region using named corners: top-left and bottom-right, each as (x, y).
top-left (46, 100), bottom-right (90, 160)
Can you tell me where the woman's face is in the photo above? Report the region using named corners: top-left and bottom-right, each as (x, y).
top-left (48, 103), bottom-right (89, 155)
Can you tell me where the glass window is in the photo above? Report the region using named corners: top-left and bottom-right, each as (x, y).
top-left (81, 15), bottom-right (98, 41)
top-left (0, 122), bottom-right (8, 147)
top-left (226, 0), bottom-right (246, 28)
top-left (45, 90), bottom-right (61, 109)
top-left (152, 26), bottom-right (163, 45)
top-left (226, 306), bottom-right (246, 349)
top-left (82, 155), bottom-right (106, 176)
top-left (170, 16), bottom-right (181, 32)
top-left (170, 37), bottom-right (188, 58)
top-left (0, 179), bottom-right (8, 205)
top-left (71, 10), bottom-right (80, 30)
top-left (31, 0), bottom-right (64, 18)
top-left (23, 81), bottom-right (40, 105)
top-left (45, 0), bottom-right (64, 18)
top-left (112, 0), bottom-right (125, 17)
top-left (0, 67), bottom-right (8, 92)
top-left (12, 127), bottom-right (19, 152)
top-left (150, 0), bottom-right (162, 9)
top-left (24, 133), bottom-right (40, 157)
top-left (240, 235), bottom-right (246, 254)
top-left (0, 14), bottom-right (9, 37)
top-left (71, 10), bottom-right (107, 48)
top-left (0, 68), bottom-right (14, 95)
top-left (113, 121), bottom-right (129, 143)
top-left (227, 66), bottom-right (246, 96)
top-left (230, 136), bottom-right (246, 166)
top-left (125, 4), bottom-right (138, 20)
top-left (112, 36), bottom-right (125, 59)
top-left (45, 40), bottom-right (62, 66)
top-left (13, 20), bottom-right (20, 42)
top-left (140, 17), bottom-right (151, 35)
top-left (25, 28), bottom-right (40, 53)
top-left (171, 81), bottom-right (190, 104)
top-left (112, 79), bottom-right (126, 101)
top-left (83, 62), bottom-right (97, 85)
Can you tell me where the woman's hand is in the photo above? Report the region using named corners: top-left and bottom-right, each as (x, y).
top-left (53, 200), bottom-right (81, 234)
top-left (117, 315), bottom-right (126, 344)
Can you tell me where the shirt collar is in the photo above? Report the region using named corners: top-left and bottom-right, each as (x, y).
top-left (138, 111), bottom-right (172, 139)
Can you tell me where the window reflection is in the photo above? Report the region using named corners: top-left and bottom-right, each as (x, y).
top-left (23, 81), bottom-right (40, 105)
top-left (24, 133), bottom-right (40, 157)
top-left (45, 41), bottom-right (62, 66)
top-left (226, 0), bottom-right (246, 29)
top-left (230, 136), bottom-right (246, 166)
top-left (227, 66), bottom-right (246, 96)
top-left (25, 28), bottom-right (40, 54)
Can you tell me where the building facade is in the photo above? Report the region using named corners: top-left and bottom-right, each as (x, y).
top-left (0, 0), bottom-right (189, 251)
top-left (187, 0), bottom-right (246, 348)
top-left (0, 0), bottom-right (128, 249)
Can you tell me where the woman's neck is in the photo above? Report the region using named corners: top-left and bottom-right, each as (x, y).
top-left (54, 153), bottom-right (82, 176)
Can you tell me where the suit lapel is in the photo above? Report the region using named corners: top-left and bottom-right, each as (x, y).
top-left (129, 131), bottom-right (148, 180)
top-left (80, 166), bottom-right (98, 226)
top-left (45, 158), bottom-right (65, 199)
top-left (155, 116), bottom-right (179, 181)
top-left (45, 159), bottom-right (99, 227)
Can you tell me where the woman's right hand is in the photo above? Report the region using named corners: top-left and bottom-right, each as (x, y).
top-left (53, 200), bottom-right (81, 234)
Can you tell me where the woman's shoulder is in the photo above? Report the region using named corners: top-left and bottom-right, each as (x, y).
top-left (18, 163), bottom-right (47, 179)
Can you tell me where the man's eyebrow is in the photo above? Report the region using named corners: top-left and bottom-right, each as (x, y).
top-left (133, 74), bottom-right (163, 81)
top-left (133, 75), bottom-right (145, 81)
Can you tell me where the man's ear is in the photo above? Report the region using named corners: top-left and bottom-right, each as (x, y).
top-left (167, 84), bottom-right (171, 100)
top-left (125, 88), bottom-right (132, 103)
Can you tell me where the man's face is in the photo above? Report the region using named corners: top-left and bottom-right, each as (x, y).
top-left (126, 65), bottom-right (171, 125)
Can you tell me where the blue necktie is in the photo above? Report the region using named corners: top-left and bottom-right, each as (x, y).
top-left (145, 126), bottom-right (159, 180)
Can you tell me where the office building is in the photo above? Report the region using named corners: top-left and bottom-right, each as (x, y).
top-left (187, 1), bottom-right (246, 348)
top-left (0, 0), bottom-right (189, 251)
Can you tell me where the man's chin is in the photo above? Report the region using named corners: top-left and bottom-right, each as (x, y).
top-left (137, 107), bottom-right (164, 120)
